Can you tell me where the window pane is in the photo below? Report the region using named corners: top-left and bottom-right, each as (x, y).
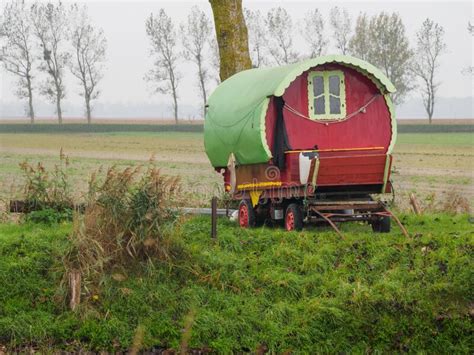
top-left (330, 96), bottom-right (341, 114)
top-left (313, 76), bottom-right (324, 96)
top-left (329, 75), bottom-right (340, 95)
top-left (314, 97), bottom-right (325, 115)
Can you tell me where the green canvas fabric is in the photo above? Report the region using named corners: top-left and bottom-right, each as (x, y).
top-left (204, 55), bottom-right (396, 167)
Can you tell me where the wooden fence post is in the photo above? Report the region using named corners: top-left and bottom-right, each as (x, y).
top-left (68, 269), bottom-right (81, 311)
top-left (211, 197), bottom-right (217, 240)
top-left (409, 193), bottom-right (421, 215)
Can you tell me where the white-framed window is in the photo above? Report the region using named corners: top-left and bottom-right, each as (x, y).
top-left (308, 70), bottom-right (346, 120)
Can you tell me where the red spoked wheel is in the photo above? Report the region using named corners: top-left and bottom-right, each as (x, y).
top-left (285, 210), bottom-right (295, 230)
top-left (238, 200), bottom-right (256, 228)
top-left (285, 203), bottom-right (303, 231)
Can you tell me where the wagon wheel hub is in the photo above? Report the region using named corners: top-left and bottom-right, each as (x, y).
top-left (285, 211), bottom-right (295, 231)
top-left (239, 204), bottom-right (249, 227)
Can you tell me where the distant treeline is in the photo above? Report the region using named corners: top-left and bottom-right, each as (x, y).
top-left (397, 124), bottom-right (473, 133)
top-left (0, 123), bottom-right (472, 134)
top-left (0, 124), bottom-right (204, 134)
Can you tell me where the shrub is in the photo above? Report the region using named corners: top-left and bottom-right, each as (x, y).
top-left (65, 162), bottom-right (184, 282)
top-left (18, 149), bottom-right (73, 215)
top-left (24, 208), bottom-right (73, 225)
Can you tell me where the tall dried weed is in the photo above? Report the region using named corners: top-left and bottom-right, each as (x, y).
top-left (440, 190), bottom-right (471, 214)
top-left (406, 190), bottom-right (471, 215)
top-left (65, 162), bottom-right (184, 282)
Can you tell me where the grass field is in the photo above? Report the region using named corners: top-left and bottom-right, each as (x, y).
top-left (0, 214), bottom-right (472, 352)
top-left (1, 127), bottom-right (472, 209)
top-left (0, 122), bottom-right (472, 351)
top-left (0, 120), bottom-right (473, 134)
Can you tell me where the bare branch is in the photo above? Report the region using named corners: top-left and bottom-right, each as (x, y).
top-left (31, 1), bottom-right (70, 123)
top-left (349, 12), bottom-right (414, 104)
top-left (411, 18), bottom-right (447, 122)
top-left (0, 0), bottom-right (36, 121)
top-left (181, 6), bottom-right (211, 118)
top-left (244, 8), bottom-right (268, 67)
top-left (69, 4), bottom-right (107, 123)
top-left (301, 8), bottom-right (327, 58)
top-left (330, 6), bottom-right (351, 55)
top-left (265, 7), bottom-right (299, 65)
top-left (145, 9), bottom-right (181, 122)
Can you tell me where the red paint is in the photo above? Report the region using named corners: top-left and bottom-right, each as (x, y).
top-left (265, 64), bottom-right (392, 153)
top-left (261, 63), bottom-right (394, 192)
top-left (239, 203), bottom-right (249, 227)
top-left (282, 152), bottom-right (387, 187)
top-left (285, 210), bottom-right (295, 231)
top-left (227, 63), bottom-right (395, 196)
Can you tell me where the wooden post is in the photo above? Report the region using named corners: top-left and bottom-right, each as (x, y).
top-left (409, 193), bottom-right (421, 215)
top-left (211, 197), bottom-right (217, 240)
top-left (68, 270), bottom-right (81, 311)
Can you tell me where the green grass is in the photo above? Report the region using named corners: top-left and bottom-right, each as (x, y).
top-left (0, 215), bottom-right (473, 352)
top-left (0, 122), bottom-right (472, 134)
top-left (397, 124), bottom-right (473, 133)
top-left (0, 124), bottom-right (204, 134)
top-left (396, 133), bottom-right (474, 146)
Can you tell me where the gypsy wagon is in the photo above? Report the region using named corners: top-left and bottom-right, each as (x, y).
top-left (204, 55), bottom-right (406, 234)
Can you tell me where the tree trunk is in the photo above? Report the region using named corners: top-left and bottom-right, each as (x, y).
top-left (68, 270), bottom-right (81, 311)
top-left (56, 90), bottom-right (63, 124)
top-left (85, 95), bottom-right (91, 124)
top-left (198, 62), bottom-right (207, 118)
top-left (172, 87), bottom-right (178, 124)
top-left (27, 77), bottom-right (35, 124)
top-left (428, 91), bottom-right (433, 124)
top-left (57, 98), bottom-right (62, 124)
top-left (209, 0), bottom-right (252, 81)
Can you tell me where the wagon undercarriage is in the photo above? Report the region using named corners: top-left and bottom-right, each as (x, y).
top-left (306, 198), bottom-right (409, 238)
top-left (238, 195), bottom-right (408, 237)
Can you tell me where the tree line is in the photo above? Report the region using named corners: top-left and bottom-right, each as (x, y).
top-left (0, 0), bottom-right (106, 124)
top-left (146, 5), bottom-right (453, 124)
top-left (2, 1), bottom-right (464, 124)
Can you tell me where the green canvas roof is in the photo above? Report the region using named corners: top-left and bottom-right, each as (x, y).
top-left (204, 55), bottom-right (396, 167)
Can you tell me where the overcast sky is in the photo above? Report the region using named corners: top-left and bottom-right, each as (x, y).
top-left (0, 0), bottom-right (473, 117)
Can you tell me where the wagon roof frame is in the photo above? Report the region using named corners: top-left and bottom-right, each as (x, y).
top-left (209, 55), bottom-right (395, 106)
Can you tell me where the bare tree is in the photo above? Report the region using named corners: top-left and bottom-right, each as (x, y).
top-left (412, 18), bottom-right (447, 123)
top-left (302, 8), bottom-right (327, 58)
top-left (145, 9), bottom-right (180, 123)
top-left (348, 13), bottom-right (370, 61)
top-left (350, 12), bottom-right (414, 104)
top-left (244, 8), bottom-right (267, 67)
top-left (209, 0), bottom-right (251, 81)
top-left (329, 6), bottom-right (351, 55)
top-left (31, 1), bottom-right (70, 124)
top-left (0, 0), bottom-right (36, 123)
top-left (265, 7), bottom-right (299, 65)
top-left (181, 6), bottom-right (211, 118)
top-left (69, 5), bottom-right (107, 124)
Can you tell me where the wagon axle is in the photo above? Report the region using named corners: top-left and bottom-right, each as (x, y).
top-left (238, 197), bottom-right (409, 237)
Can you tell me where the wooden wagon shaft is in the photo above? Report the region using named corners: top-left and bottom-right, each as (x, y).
top-left (307, 203), bottom-right (409, 238)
